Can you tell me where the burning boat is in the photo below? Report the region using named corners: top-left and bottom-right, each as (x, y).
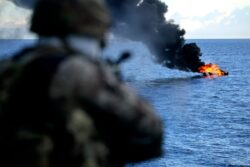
top-left (198, 63), bottom-right (228, 77)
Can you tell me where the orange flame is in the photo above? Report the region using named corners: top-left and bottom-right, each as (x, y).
top-left (198, 63), bottom-right (228, 77)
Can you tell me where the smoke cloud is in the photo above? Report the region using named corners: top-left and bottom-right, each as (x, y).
top-left (9, 0), bottom-right (205, 72)
top-left (106, 0), bottom-right (205, 72)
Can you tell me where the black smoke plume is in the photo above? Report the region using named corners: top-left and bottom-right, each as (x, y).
top-left (10, 0), bottom-right (205, 72)
top-left (106, 0), bottom-right (205, 72)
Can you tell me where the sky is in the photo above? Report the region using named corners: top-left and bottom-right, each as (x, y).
top-left (0, 0), bottom-right (250, 39)
top-left (163, 0), bottom-right (250, 38)
top-left (0, 0), bottom-right (32, 38)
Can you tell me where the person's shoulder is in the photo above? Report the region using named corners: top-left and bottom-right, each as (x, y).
top-left (60, 54), bottom-right (111, 75)
top-left (50, 54), bottom-right (118, 99)
top-left (60, 54), bottom-right (99, 71)
top-left (53, 53), bottom-right (116, 85)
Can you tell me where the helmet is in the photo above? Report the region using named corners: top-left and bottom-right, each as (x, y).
top-left (30, 0), bottom-right (111, 39)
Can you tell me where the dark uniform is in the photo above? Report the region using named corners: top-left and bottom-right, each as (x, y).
top-left (0, 0), bottom-right (163, 167)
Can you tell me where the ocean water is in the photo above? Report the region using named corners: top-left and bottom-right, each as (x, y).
top-left (1, 39), bottom-right (250, 167)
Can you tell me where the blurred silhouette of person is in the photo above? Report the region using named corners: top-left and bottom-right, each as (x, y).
top-left (0, 0), bottom-right (163, 167)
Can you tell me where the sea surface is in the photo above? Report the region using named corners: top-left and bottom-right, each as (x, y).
top-left (0, 39), bottom-right (250, 167)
